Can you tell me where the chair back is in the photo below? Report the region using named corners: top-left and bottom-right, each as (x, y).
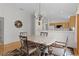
top-left (19, 32), bottom-right (28, 48)
top-left (50, 36), bottom-right (69, 56)
top-left (40, 32), bottom-right (48, 37)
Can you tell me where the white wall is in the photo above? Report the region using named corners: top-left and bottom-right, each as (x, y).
top-left (0, 4), bottom-right (32, 44)
top-left (0, 3), bottom-right (78, 44)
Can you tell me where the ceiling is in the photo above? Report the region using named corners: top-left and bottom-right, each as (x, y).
top-left (40, 3), bottom-right (78, 21)
top-left (14, 3), bottom-right (79, 21)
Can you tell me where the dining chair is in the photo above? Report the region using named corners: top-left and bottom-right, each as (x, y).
top-left (48, 37), bottom-right (68, 56)
top-left (19, 32), bottom-right (39, 56)
top-left (39, 32), bottom-right (48, 56)
top-left (40, 32), bottom-right (48, 37)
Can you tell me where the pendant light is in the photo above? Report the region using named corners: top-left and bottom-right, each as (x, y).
top-left (38, 3), bottom-right (42, 21)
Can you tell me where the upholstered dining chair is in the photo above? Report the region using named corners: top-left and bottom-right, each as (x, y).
top-left (40, 32), bottom-right (48, 37)
top-left (48, 37), bottom-right (68, 56)
top-left (39, 32), bottom-right (48, 56)
top-left (19, 32), bottom-right (40, 56)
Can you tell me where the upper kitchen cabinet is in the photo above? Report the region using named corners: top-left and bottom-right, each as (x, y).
top-left (69, 16), bottom-right (76, 28)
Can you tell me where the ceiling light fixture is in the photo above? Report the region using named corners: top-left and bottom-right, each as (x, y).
top-left (38, 3), bottom-right (42, 20)
top-left (34, 3), bottom-right (43, 20)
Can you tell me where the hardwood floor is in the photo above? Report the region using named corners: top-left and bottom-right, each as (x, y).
top-left (0, 43), bottom-right (4, 55)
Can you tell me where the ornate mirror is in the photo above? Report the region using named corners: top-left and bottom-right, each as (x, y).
top-left (15, 20), bottom-right (23, 28)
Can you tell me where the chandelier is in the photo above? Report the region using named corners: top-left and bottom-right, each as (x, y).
top-left (34, 3), bottom-right (43, 20)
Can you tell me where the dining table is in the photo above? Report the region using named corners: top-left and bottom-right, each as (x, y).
top-left (27, 35), bottom-right (53, 46)
top-left (27, 35), bottom-right (55, 55)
